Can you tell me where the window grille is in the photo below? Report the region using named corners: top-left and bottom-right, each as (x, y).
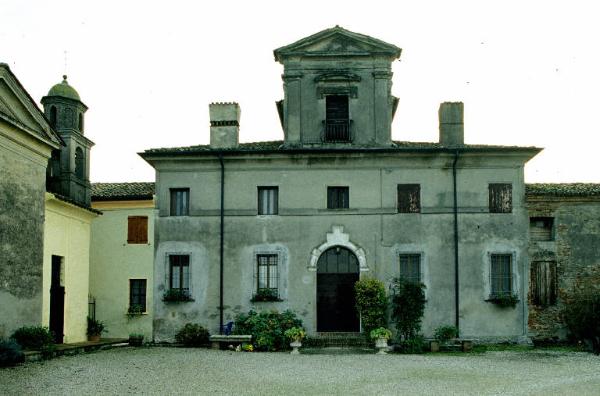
top-left (258, 187), bottom-right (278, 215)
top-left (490, 254), bottom-right (512, 297)
top-left (257, 254), bottom-right (278, 294)
top-left (170, 188), bottom-right (190, 216)
top-left (127, 216), bottom-right (148, 244)
top-left (129, 279), bottom-right (147, 311)
top-left (489, 184), bottom-right (512, 213)
top-left (399, 254), bottom-right (421, 284)
top-left (397, 184), bottom-right (421, 213)
top-left (324, 95), bottom-right (350, 142)
top-left (327, 186), bottom-right (349, 209)
top-left (169, 255), bottom-right (190, 292)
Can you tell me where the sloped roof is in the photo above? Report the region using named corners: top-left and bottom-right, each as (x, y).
top-left (274, 26), bottom-right (402, 62)
top-left (141, 140), bottom-right (541, 156)
top-left (526, 183), bottom-right (600, 197)
top-left (91, 182), bottom-right (155, 201)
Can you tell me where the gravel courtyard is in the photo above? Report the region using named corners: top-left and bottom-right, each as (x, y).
top-left (1, 347), bottom-right (599, 395)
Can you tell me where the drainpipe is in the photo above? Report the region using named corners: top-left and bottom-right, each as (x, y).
top-left (452, 149), bottom-right (460, 335)
top-left (218, 153), bottom-right (225, 335)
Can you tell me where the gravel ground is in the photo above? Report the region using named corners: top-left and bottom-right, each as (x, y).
top-left (1, 348), bottom-right (599, 395)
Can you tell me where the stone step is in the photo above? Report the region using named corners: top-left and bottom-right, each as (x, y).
top-left (305, 332), bottom-right (371, 348)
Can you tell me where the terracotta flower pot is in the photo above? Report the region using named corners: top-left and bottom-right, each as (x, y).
top-left (88, 334), bottom-right (101, 342)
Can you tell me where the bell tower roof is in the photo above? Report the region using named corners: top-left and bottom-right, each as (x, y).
top-left (47, 75), bottom-right (81, 101)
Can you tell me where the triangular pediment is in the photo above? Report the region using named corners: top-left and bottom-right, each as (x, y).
top-left (0, 64), bottom-right (61, 147)
top-left (274, 26), bottom-right (401, 62)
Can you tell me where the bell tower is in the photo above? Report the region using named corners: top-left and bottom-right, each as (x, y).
top-left (42, 75), bottom-right (94, 206)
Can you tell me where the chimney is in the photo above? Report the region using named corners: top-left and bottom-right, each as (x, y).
top-left (439, 102), bottom-right (464, 146)
top-left (209, 102), bottom-right (240, 149)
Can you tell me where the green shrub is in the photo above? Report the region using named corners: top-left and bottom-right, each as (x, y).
top-left (162, 289), bottom-right (193, 302)
top-left (369, 327), bottom-right (392, 341)
top-left (563, 287), bottom-right (600, 354)
top-left (233, 310), bottom-right (302, 351)
top-left (175, 323), bottom-right (210, 347)
top-left (396, 334), bottom-right (426, 354)
top-left (434, 325), bottom-right (458, 343)
top-left (10, 326), bottom-right (54, 350)
top-left (251, 289), bottom-right (281, 302)
top-left (0, 340), bottom-right (25, 367)
top-left (390, 278), bottom-right (427, 341)
top-left (284, 327), bottom-right (306, 341)
top-left (354, 278), bottom-right (388, 337)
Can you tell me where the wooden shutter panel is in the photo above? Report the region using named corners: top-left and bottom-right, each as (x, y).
top-left (127, 216), bottom-right (148, 244)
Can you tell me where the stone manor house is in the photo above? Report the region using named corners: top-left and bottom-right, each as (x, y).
top-left (1, 27), bottom-right (599, 344)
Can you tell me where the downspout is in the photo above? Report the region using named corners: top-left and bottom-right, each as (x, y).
top-left (218, 153), bottom-right (225, 335)
top-left (452, 149), bottom-right (460, 335)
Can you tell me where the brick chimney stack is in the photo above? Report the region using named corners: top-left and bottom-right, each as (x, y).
top-left (209, 102), bottom-right (240, 149)
top-left (439, 102), bottom-right (464, 147)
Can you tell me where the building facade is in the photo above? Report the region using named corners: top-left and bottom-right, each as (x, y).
top-left (141, 27), bottom-right (540, 342)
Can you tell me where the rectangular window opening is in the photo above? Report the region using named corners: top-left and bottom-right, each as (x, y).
top-left (489, 183), bottom-right (512, 213)
top-left (490, 254), bottom-right (512, 297)
top-left (258, 187), bottom-right (279, 215)
top-left (399, 254), bottom-right (421, 284)
top-left (327, 186), bottom-right (349, 209)
top-left (170, 188), bottom-right (190, 216)
top-left (256, 254), bottom-right (278, 294)
top-left (531, 261), bottom-right (557, 307)
top-left (129, 279), bottom-right (147, 312)
top-left (127, 216), bottom-right (148, 244)
top-left (169, 255), bottom-right (190, 292)
top-left (324, 95), bottom-right (350, 142)
top-left (398, 184), bottom-right (421, 213)
top-left (530, 217), bottom-right (554, 241)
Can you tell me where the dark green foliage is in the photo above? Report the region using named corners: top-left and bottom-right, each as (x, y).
top-left (10, 326), bottom-right (54, 350)
top-left (489, 293), bottom-right (519, 308)
top-left (233, 310), bottom-right (302, 351)
top-left (175, 323), bottom-right (210, 347)
top-left (563, 288), bottom-right (600, 354)
top-left (250, 289), bottom-right (281, 302)
top-left (395, 335), bottom-right (426, 354)
top-left (162, 289), bottom-right (193, 302)
top-left (390, 278), bottom-right (426, 341)
top-left (87, 317), bottom-right (106, 336)
top-left (434, 325), bottom-right (459, 343)
top-left (0, 340), bottom-right (25, 367)
top-left (354, 278), bottom-right (388, 337)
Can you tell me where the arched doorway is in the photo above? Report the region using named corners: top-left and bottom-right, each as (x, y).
top-left (317, 246), bottom-right (360, 332)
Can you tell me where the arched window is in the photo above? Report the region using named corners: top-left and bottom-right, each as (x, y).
top-left (49, 106), bottom-right (57, 128)
top-left (78, 113), bottom-right (84, 132)
top-left (75, 147), bottom-right (84, 179)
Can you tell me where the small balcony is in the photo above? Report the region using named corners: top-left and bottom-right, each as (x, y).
top-left (322, 119), bottom-right (352, 143)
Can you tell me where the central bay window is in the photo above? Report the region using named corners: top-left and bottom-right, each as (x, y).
top-left (397, 184), bottom-right (421, 213)
top-left (258, 186), bottom-right (278, 215)
top-left (327, 186), bottom-right (349, 209)
top-left (257, 254), bottom-right (278, 295)
top-left (489, 183), bottom-right (512, 213)
top-left (169, 254), bottom-right (190, 293)
top-left (490, 254), bottom-right (513, 297)
top-left (324, 95), bottom-right (350, 142)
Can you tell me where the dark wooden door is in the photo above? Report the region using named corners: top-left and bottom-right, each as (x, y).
top-left (49, 256), bottom-right (64, 344)
top-left (317, 247), bottom-right (360, 332)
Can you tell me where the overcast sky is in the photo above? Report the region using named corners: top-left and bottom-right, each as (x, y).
top-left (2, 0), bottom-right (599, 183)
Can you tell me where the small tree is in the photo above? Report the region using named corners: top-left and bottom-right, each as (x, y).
top-left (390, 278), bottom-right (426, 341)
top-left (563, 287), bottom-right (600, 354)
top-left (354, 278), bottom-right (388, 337)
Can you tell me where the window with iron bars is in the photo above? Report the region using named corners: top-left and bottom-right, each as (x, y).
top-left (399, 254), bottom-right (421, 284)
top-left (490, 254), bottom-right (512, 297)
top-left (256, 254), bottom-right (278, 296)
top-left (324, 95), bottom-right (351, 142)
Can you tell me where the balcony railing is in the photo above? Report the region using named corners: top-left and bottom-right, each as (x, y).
top-left (323, 119), bottom-right (352, 143)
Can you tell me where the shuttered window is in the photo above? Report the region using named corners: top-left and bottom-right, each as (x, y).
top-left (530, 217), bottom-right (554, 241)
top-left (169, 255), bottom-right (190, 292)
top-left (257, 254), bottom-right (278, 293)
top-left (258, 187), bottom-right (278, 215)
top-left (398, 184), bottom-right (421, 213)
top-left (170, 188), bottom-right (189, 216)
top-left (490, 254), bottom-right (512, 297)
top-left (531, 261), bottom-right (557, 307)
top-left (127, 216), bottom-right (148, 244)
top-left (129, 279), bottom-right (147, 312)
top-left (327, 187), bottom-right (349, 209)
top-left (324, 95), bottom-right (350, 142)
top-left (399, 254), bottom-right (421, 284)
top-left (489, 183), bottom-right (512, 213)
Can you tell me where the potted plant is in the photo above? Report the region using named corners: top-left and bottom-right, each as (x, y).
top-left (370, 327), bottom-right (392, 354)
top-left (250, 289), bottom-right (281, 302)
top-left (162, 289), bottom-right (193, 303)
top-left (284, 327), bottom-right (306, 354)
top-left (127, 304), bottom-right (144, 317)
top-left (432, 325), bottom-right (458, 351)
top-left (87, 317), bottom-right (105, 342)
top-left (128, 333), bottom-right (144, 347)
top-left (488, 293), bottom-right (519, 308)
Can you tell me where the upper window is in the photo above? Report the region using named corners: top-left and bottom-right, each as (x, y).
top-left (324, 95), bottom-right (350, 142)
top-left (75, 147), bottom-right (85, 179)
top-left (489, 183), bottom-right (512, 213)
top-left (399, 254), bottom-right (421, 284)
top-left (490, 254), bottom-right (512, 297)
top-left (531, 261), bottom-right (557, 307)
top-left (398, 184), bottom-right (421, 213)
top-left (530, 217), bottom-right (554, 241)
top-left (49, 106), bottom-right (57, 128)
top-left (327, 186), bottom-right (349, 209)
top-left (170, 188), bottom-right (189, 216)
top-left (169, 255), bottom-right (190, 292)
top-left (78, 113), bottom-right (84, 132)
top-left (258, 187), bottom-right (278, 215)
top-left (127, 216), bottom-right (148, 244)
top-left (257, 254), bottom-right (278, 294)
top-left (129, 279), bottom-right (147, 312)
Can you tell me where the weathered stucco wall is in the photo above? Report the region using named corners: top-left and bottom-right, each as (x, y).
top-left (90, 201), bottom-right (154, 339)
top-left (152, 152), bottom-right (531, 342)
top-left (42, 193), bottom-right (96, 343)
top-left (527, 196), bottom-right (600, 340)
top-left (0, 122), bottom-right (51, 338)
